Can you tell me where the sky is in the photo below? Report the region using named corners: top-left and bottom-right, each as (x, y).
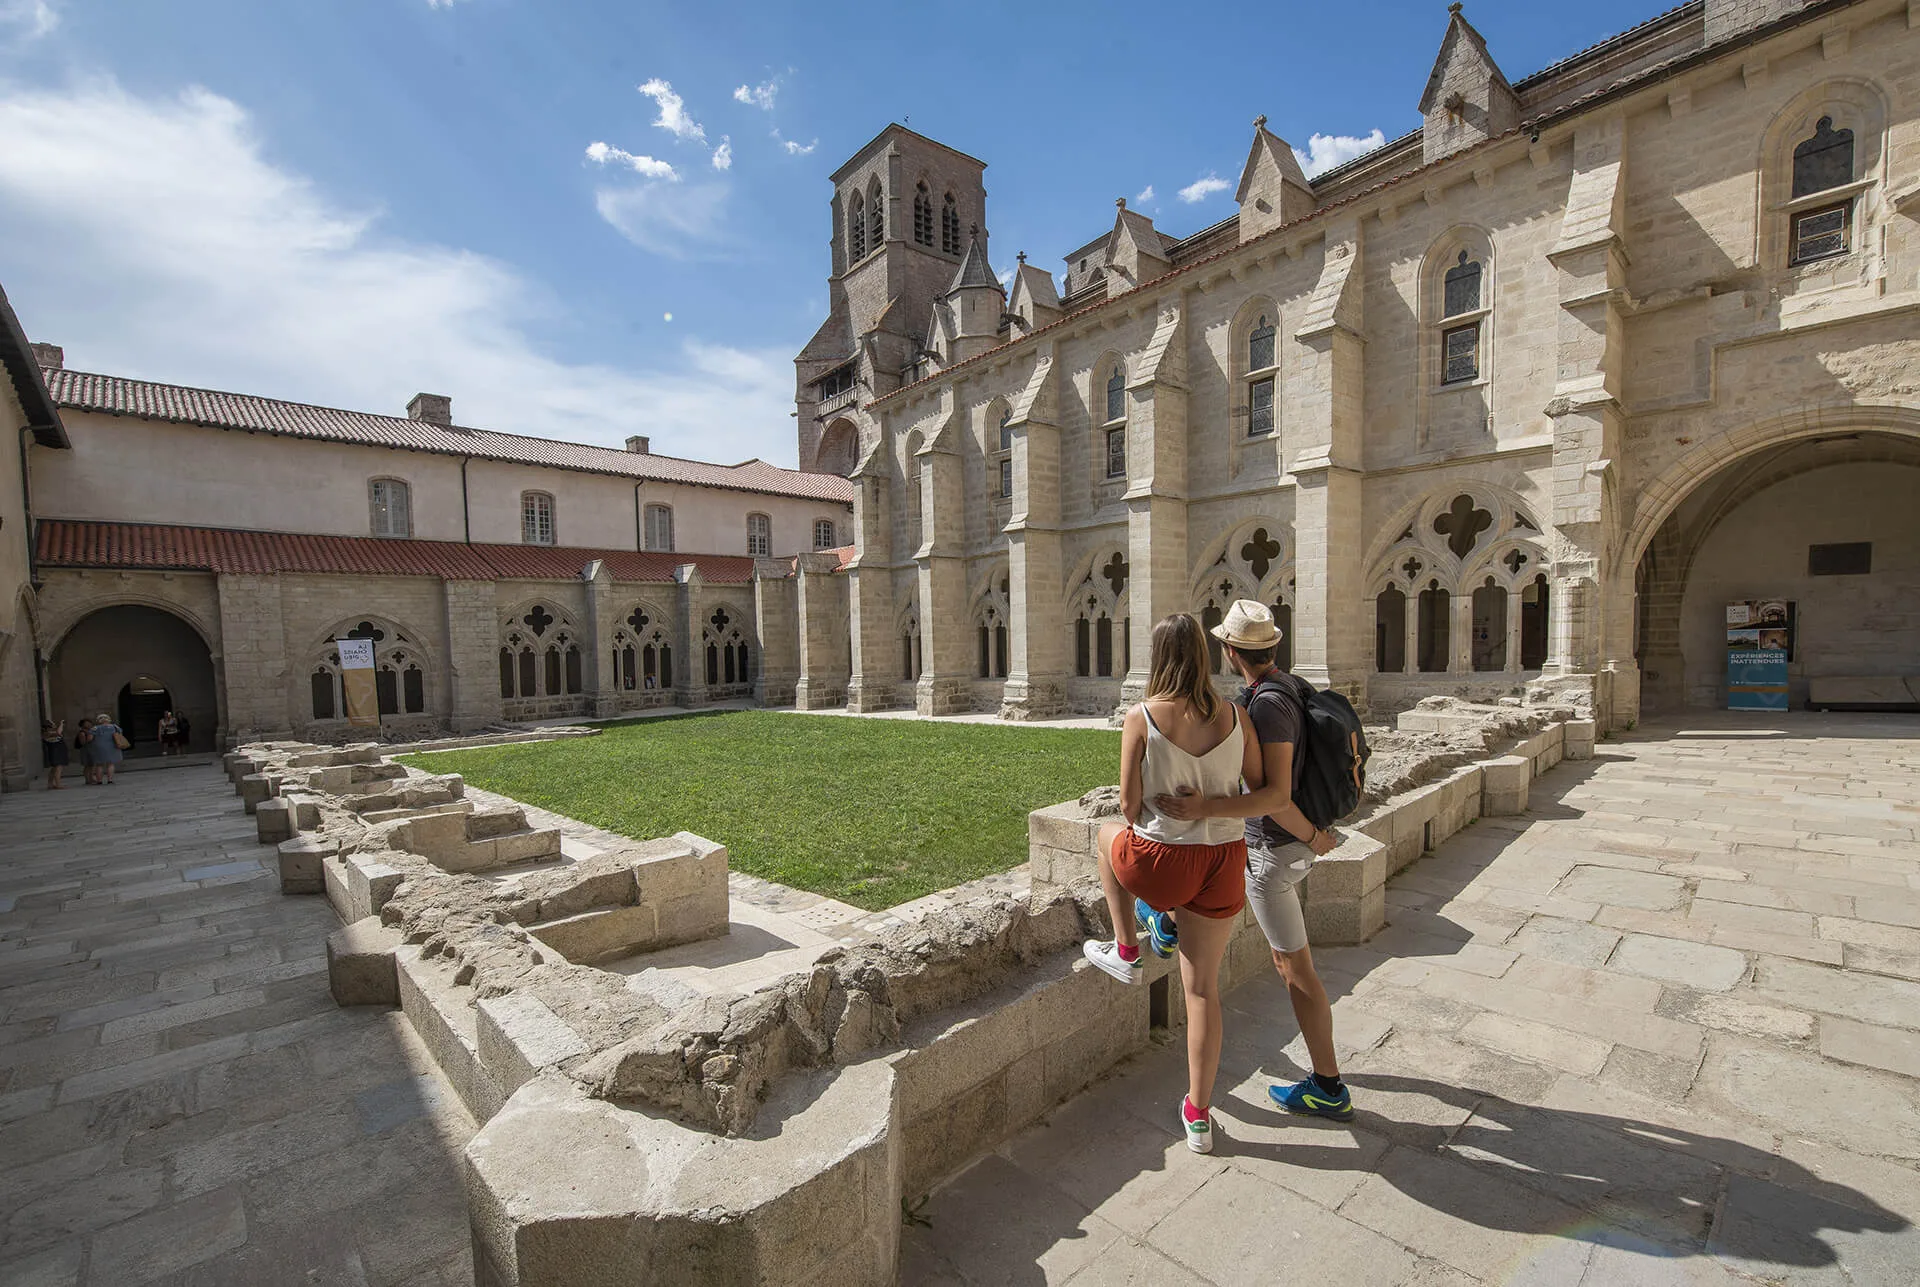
top-left (0, 0), bottom-right (1667, 468)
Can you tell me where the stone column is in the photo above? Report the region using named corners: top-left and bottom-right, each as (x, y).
top-left (215, 573), bottom-right (290, 742)
top-left (1539, 112), bottom-right (1634, 725)
top-left (846, 463), bottom-right (902, 713)
top-left (916, 436), bottom-right (970, 715)
top-left (793, 553), bottom-right (850, 709)
top-left (1003, 346), bottom-right (1067, 719)
top-left (580, 561), bottom-right (619, 718)
top-left (1290, 216), bottom-right (1368, 703)
top-left (1120, 303), bottom-right (1190, 706)
top-left (1450, 592), bottom-right (1474, 675)
top-left (673, 565), bottom-right (706, 709)
top-left (752, 558), bottom-right (799, 707)
top-left (443, 579), bottom-right (501, 733)
top-left (1505, 588), bottom-right (1525, 674)
top-left (1403, 595), bottom-right (1421, 676)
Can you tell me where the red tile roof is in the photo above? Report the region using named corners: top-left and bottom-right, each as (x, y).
top-left (37, 520), bottom-right (760, 584)
top-left (42, 367), bottom-right (854, 506)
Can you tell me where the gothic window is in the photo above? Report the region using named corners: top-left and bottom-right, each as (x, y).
top-left (913, 182), bottom-right (935, 247)
top-left (901, 616), bottom-right (923, 682)
top-left (1201, 601), bottom-right (1226, 674)
top-left (746, 513), bottom-right (772, 558)
top-left (311, 669), bottom-right (335, 720)
top-left (1417, 582), bottom-right (1450, 673)
top-left (1104, 367), bottom-right (1125, 423)
top-left (1105, 428), bottom-right (1126, 480)
top-left (866, 179), bottom-right (884, 253)
top-left (1095, 615), bottom-right (1115, 677)
top-left (813, 518), bottom-right (837, 550)
top-left (1440, 250), bottom-right (1484, 385)
top-left (996, 407), bottom-right (1014, 500)
top-left (375, 667), bottom-right (399, 717)
top-left (1375, 587), bottom-right (1407, 673)
top-left (1792, 116), bottom-right (1854, 199)
top-left (518, 647), bottom-right (536, 697)
top-left (1521, 573), bottom-right (1550, 670)
top-left (907, 459), bottom-right (924, 546)
top-left (402, 664), bottom-right (424, 713)
top-left (564, 644), bottom-right (583, 694)
top-left (620, 645), bottom-right (636, 690)
top-left (941, 193), bottom-right (961, 255)
top-left (369, 478), bottom-right (411, 539)
top-left (1074, 617), bottom-right (1091, 677)
top-left (1471, 578), bottom-right (1506, 672)
top-left (644, 503), bottom-right (674, 552)
top-left (1271, 600), bottom-right (1294, 672)
top-left (498, 648), bottom-right (515, 699)
top-left (544, 647), bottom-right (562, 695)
top-left (848, 190), bottom-right (868, 262)
top-left (1248, 375), bottom-right (1275, 438)
top-left (521, 492), bottom-right (555, 545)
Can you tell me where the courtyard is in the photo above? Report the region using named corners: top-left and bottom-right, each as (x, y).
top-left (400, 710), bottom-right (1119, 909)
top-left (2, 713), bottom-right (1917, 1283)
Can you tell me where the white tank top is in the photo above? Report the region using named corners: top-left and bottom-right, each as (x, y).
top-left (1133, 702), bottom-right (1248, 847)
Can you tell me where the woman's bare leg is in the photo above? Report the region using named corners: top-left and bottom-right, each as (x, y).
top-left (1095, 821), bottom-right (1138, 952)
top-left (1175, 909), bottom-right (1237, 1113)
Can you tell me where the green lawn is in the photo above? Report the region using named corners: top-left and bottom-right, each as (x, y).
top-left (399, 711), bottom-right (1120, 911)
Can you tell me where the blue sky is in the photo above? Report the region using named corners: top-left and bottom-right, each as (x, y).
top-left (0, 0), bottom-right (1665, 467)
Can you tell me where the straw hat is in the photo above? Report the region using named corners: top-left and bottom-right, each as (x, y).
top-left (1208, 599), bottom-right (1281, 649)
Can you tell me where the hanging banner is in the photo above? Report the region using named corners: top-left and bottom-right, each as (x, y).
top-left (1726, 601), bottom-right (1792, 712)
top-left (338, 637), bottom-right (380, 728)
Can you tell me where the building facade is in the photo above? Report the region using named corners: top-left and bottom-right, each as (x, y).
top-left (793, 0), bottom-right (1920, 727)
top-left (0, 343), bottom-right (854, 784)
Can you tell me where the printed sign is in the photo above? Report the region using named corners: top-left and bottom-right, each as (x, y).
top-left (1725, 600), bottom-right (1794, 712)
top-left (337, 638), bottom-right (379, 727)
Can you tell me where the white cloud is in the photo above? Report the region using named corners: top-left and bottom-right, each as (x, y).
top-left (423, 0), bottom-right (466, 9)
top-left (1294, 129), bottom-right (1386, 178)
top-left (732, 79), bottom-right (779, 110)
top-left (710, 136), bottom-right (731, 171)
top-left (637, 78), bottom-right (705, 144)
top-left (584, 140), bottom-right (677, 180)
top-left (0, 0), bottom-right (60, 38)
top-left (775, 131), bottom-right (816, 157)
top-left (592, 181), bottom-right (729, 258)
top-left (1177, 173), bottom-right (1229, 204)
top-left (0, 79), bottom-right (795, 464)
top-left (1134, 184), bottom-right (1154, 205)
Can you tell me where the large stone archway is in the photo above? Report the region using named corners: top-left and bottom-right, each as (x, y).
top-left (48, 604), bottom-right (220, 753)
top-left (1629, 427), bottom-right (1920, 712)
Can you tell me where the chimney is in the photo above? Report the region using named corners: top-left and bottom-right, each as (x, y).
top-left (626, 435), bottom-right (650, 454)
top-left (407, 392), bottom-right (452, 425)
top-left (30, 342), bottom-right (63, 370)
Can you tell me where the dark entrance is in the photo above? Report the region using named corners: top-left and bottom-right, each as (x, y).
top-left (117, 674), bottom-right (172, 755)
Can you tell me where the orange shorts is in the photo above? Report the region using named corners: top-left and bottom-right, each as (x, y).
top-left (1110, 828), bottom-right (1248, 920)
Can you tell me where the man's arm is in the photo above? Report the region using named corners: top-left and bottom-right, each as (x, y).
top-left (1158, 733), bottom-right (1336, 855)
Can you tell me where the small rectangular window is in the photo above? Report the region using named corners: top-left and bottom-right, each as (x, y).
top-left (1442, 323), bottom-right (1480, 385)
top-left (522, 493), bottom-right (555, 545)
top-left (1248, 377), bottom-right (1275, 437)
top-left (746, 514), bottom-right (771, 557)
top-left (370, 479), bottom-right (410, 538)
top-left (1792, 204), bottom-right (1849, 265)
top-left (645, 504), bottom-right (674, 553)
top-left (1808, 542), bottom-right (1871, 576)
top-left (1105, 427), bottom-right (1126, 479)
top-left (999, 457), bottom-right (1013, 499)
top-left (1247, 324), bottom-right (1275, 372)
top-left (813, 518), bottom-right (837, 550)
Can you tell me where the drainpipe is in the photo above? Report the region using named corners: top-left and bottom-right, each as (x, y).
top-left (460, 456), bottom-right (472, 543)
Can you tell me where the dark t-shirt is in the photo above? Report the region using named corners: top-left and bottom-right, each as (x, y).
top-left (1236, 673), bottom-right (1308, 851)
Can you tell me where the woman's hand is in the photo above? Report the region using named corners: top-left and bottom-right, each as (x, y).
top-left (1309, 826), bottom-right (1338, 857)
top-left (1153, 787), bottom-right (1210, 821)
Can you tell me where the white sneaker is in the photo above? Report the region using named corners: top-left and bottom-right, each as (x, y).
top-left (1082, 939), bottom-right (1142, 985)
top-left (1182, 1099), bottom-right (1214, 1154)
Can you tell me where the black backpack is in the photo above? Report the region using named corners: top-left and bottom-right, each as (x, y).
top-left (1250, 672), bottom-right (1370, 830)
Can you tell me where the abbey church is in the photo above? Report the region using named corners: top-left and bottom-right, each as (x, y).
top-left (795, 0), bottom-right (1920, 725)
top-left (3, 0), bottom-right (1918, 790)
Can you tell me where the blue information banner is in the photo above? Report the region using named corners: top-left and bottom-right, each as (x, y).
top-left (1727, 649), bottom-right (1789, 711)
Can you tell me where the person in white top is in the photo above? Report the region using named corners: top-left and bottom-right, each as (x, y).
top-left (1082, 613), bottom-right (1264, 1154)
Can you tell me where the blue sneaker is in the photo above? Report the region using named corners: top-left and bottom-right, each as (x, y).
top-left (1270, 1076), bottom-right (1354, 1122)
top-left (1135, 898), bottom-right (1177, 959)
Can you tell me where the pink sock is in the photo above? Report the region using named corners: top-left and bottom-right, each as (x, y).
top-left (1115, 942), bottom-right (1140, 963)
top-left (1183, 1096), bottom-right (1207, 1123)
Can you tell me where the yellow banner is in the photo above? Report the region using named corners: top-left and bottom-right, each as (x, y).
top-left (338, 637), bottom-right (380, 728)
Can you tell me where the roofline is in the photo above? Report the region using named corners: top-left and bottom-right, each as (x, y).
top-left (871, 0), bottom-right (1863, 411)
top-left (828, 122), bottom-right (988, 183)
top-left (50, 368), bottom-right (853, 507)
top-left (0, 285), bottom-right (68, 448)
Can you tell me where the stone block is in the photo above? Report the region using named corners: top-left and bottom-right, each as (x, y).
top-left (1481, 755), bottom-right (1531, 816)
top-left (255, 798), bottom-right (295, 844)
top-left (1028, 803), bottom-right (1097, 857)
top-left (1564, 718), bottom-right (1597, 760)
top-left (478, 992), bottom-right (589, 1097)
top-left (327, 916), bottom-right (402, 1006)
top-left (238, 773), bottom-right (278, 815)
top-left (654, 892), bottom-right (728, 947)
top-left (303, 765), bottom-right (352, 794)
top-left (1305, 884), bottom-right (1387, 946)
top-left (467, 807), bottom-right (531, 840)
top-left (397, 946), bottom-right (504, 1124)
top-left (345, 855), bottom-right (407, 922)
top-left (529, 905), bottom-right (658, 965)
top-left (493, 829), bottom-right (563, 866)
top-left (277, 835), bottom-right (336, 895)
top-left (436, 836), bottom-right (501, 874)
top-left (1304, 832), bottom-right (1388, 901)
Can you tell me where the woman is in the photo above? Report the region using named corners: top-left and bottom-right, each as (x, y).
top-left (1082, 613), bottom-right (1261, 1155)
top-left (74, 717), bottom-right (98, 785)
top-left (41, 719), bottom-right (69, 789)
top-left (87, 711), bottom-right (127, 784)
top-left (157, 710), bottom-right (179, 757)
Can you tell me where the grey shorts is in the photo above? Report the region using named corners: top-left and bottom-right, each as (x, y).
top-left (1246, 842), bottom-right (1313, 954)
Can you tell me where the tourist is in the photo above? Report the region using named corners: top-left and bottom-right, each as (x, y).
top-left (1082, 612), bottom-right (1260, 1155)
top-left (74, 717), bottom-right (98, 784)
top-left (1155, 601), bottom-right (1349, 1121)
top-left (87, 711), bottom-right (127, 784)
top-left (41, 719), bottom-right (69, 789)
top-left (174, 711), bottom-right (192, 752)
top-left (157, 709), bottom-right (179, 756)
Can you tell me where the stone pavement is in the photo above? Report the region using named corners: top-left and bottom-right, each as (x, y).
top-left (904, 712), bottom-right (1920, 1285)
top-left (0, 766), bottom-right (474, 1286)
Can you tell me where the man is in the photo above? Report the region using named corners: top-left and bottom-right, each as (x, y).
top-left (1153, 599), bottom-right (1352, 1121)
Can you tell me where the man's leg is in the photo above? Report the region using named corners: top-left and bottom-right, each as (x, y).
top-left (1276, 945), bottom-right (1338, 1079)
